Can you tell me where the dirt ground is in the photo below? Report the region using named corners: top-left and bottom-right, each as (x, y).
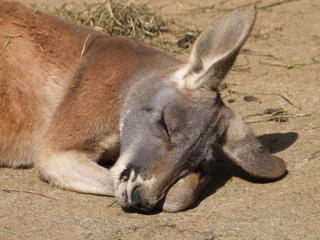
top-left (1, 0), bottom-right (319, 240)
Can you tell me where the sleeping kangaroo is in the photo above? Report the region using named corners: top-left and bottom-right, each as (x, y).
top-left (0, 1), bottom-right (286, 212)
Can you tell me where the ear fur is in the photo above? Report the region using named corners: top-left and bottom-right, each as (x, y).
top-left (178, 4), bottom-right (256, 89)
top-left (221, 108), bottom-right (287, 179)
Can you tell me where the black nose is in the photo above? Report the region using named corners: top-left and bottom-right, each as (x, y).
top-left (131, 187), bottom-right (142, 207)
top-left (126, 187), bottom-right (159, 213)
top-left (131, 187), bottom-right (153, 212)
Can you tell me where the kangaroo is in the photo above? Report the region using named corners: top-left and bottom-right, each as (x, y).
top-left (0, 1), bottom-right (286, 212)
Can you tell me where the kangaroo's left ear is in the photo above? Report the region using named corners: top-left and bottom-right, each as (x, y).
top-left (178, 4), bottom-right (256, 89)
top-left (219, 107), bottom-right (287, 179)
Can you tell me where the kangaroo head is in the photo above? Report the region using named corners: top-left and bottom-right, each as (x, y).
top-left (111, 5), bottom-right (272, 211)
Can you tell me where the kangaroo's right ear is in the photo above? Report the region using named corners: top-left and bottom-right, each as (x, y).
top-left (176, 4), bottom-right (256, 90)
top-left (219, 107), bottom-right (287, 179)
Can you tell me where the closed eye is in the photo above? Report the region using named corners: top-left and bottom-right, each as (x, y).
top-left (158, 112), bottom-right (170, 137)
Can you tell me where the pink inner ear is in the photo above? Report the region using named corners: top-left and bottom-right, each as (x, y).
top-left (192, 4), bottom-right (255, 61)
top-left (183, 4), bottom-right (256, 89)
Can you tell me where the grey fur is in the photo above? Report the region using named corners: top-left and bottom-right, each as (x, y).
top-left (110, 4), bottom-right (286, 211)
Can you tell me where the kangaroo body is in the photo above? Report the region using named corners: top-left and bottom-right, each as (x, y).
top-left (0, 1), bottom-right (286, 212)
top-left (0, 1), bottom-right (178, 168)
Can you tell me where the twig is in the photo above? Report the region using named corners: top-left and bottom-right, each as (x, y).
top-left (0, 34), bottom-right (23, 38)
top-left (129, 17), bottom-right (136, 37)
top-left (241, 48), bottom-right (275, 58)
top-left (233, 91), bottom-right (302, 111)
top-left (0, 34), bottom-right (22, 55)
top-left (295, 151), bottom-right (320, 168)
top-left (245, 113), bottom-right (311, 124)
top-left (107, 200), bottom-right (118, 207)
top-left (258, 0), bottom-right (301, 10)
top-left (1, 188), bottom-right (58, 200)
top-left (81, 33), bottom-right (93, 57)
top-left (279, 92), bottom-right (302, 110)
top-left (215, 234), bottom-right (235, 239)
top-left (259, 54), bottom-right (320, 69)
top-left (290, 113), bottom-right (312, 118)
top-left (106, 1), bottom-right (123, 27)
top-left (259, 60), bottom-right (305, 69)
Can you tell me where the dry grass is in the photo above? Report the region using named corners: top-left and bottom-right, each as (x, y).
top-left (55, 0), bottom-right (168, 38)
top-left (55, 0), bottom-right (197, 54)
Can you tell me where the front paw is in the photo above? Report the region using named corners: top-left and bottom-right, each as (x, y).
top-left (162, 172), bottom-right (211, 212)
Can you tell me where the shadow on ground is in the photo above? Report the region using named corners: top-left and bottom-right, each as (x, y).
top-left (193, 131), bottom-right (298, 209)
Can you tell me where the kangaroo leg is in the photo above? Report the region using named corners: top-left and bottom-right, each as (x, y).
top-left (219, 107), bottom-right (287, 179)
top-left (36, 150), bottom-right (114, 196)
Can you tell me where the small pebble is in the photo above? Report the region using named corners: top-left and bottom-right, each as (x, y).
top-left (219, 83), bottom-right (228, 90)
top-left (272, 116), bottom-right (289, 122)
top-left (177, 34), bottom-right (197, 48)
top-left (227, 98), bottom-right (236, 103)
top-left (243, 95), bottom-right (259, 102)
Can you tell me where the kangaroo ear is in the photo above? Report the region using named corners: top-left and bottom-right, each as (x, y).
top-left (219, 107), bottom-right (287, 179)
top-left (178, 4), bottom-right (256, 89)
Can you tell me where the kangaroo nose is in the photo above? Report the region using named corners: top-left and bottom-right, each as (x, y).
top-left (131, 187), bottom-right (142, 207)
top-left (130, 187), bottom-right (156, 212)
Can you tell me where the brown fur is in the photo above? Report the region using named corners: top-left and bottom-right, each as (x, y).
top-left (0, 0), bottom-right (178, 167)
top-left (0, 2), bottom-right (286, 212)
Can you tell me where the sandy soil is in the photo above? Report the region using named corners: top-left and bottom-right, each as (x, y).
top-left (1, 0), bottom-right (319, 240)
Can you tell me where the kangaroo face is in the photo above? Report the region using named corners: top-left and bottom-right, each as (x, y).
top-left (111, 5), bottom-right (286, 212)
top-left (112, 82), bottom-right (227, 210)
top-left (110, 4), bottom-right (258, 211)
